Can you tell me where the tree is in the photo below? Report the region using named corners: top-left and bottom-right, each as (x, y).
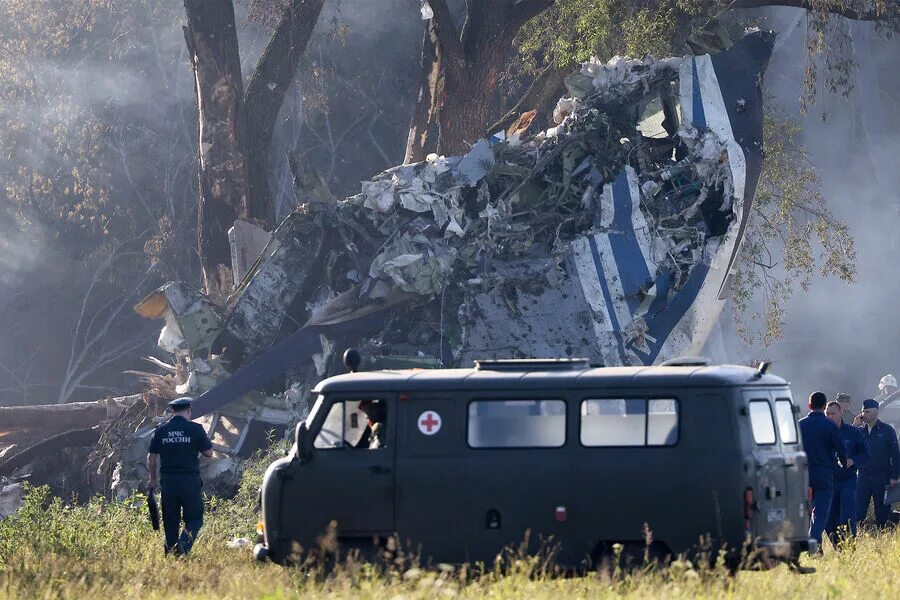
top-left (0, 0), bottom-right (199, 404)
top-left (403, 0), bottom-right (553, 163)
top-left (404, 0), bottom-right (897, 165)
top-left (182, 0), bottom-right (325, 300)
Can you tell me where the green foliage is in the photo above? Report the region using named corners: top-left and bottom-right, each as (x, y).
top-left (516, 1), bottom-right (696, 74)
top-left (731, 113), bottom-right (856, 344)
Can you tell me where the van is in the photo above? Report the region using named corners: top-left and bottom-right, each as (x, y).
top-left (255, 357), bottom-right (814, 568)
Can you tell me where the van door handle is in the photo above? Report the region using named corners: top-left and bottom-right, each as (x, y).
top-left (367, 465), bottom-right (392, 475)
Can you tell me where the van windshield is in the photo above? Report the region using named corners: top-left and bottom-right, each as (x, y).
top-left (306, 394), bottom-right (326, 424)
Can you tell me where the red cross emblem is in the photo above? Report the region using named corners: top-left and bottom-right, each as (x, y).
top-left (418, 410), bottom-right (442, 435)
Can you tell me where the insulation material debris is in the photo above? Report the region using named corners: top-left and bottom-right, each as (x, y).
top-left (177, 31), bottom-right (775, 425)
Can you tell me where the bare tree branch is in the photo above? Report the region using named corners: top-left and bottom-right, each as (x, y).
top-left (56, 236), bottom-right (157, 404)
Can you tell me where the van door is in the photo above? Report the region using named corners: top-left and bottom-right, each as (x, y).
top-left (394, 396), bottom-right (466, 562)
top-left (743, 391), bottom-right (791, 541)
top-left (771, 392), bottom-right (808, 539)
top-left (301, 397), bottom-right (395, 538)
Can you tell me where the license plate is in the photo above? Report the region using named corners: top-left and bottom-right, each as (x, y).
top-left (767, 508), bottom-right (786, 523)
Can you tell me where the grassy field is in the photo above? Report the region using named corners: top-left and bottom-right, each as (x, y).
top-left (1, 455), bottom-right (896, 599)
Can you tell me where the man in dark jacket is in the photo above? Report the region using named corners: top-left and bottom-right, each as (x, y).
top-left (147, 397), bottom-right (214, 555)
top-left (835, 393), bottom-right (855, 425)
top-left (855, 398), bottom-right (900, 527)
top-left (799, 391), bottom-right (847, 547)
top-left (825, 401), bottom-right (869, 540)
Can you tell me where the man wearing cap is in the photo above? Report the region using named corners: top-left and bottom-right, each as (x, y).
top-left (824, 401), bottom-right (868, 540)
top-left (147, 397), bottom-right (214, 555)
top-left (798, 391), bottom-right (848, 547)
top-left (855, 398), bottom-right (900, 527)
top-left (835, 393), bottom-right (855, 425)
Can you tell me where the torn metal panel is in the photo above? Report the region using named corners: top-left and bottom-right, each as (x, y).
top-left (222, 208), bottom-right (323, 362)
top-left (135, 282), bottom-right (223, 357)
top-left (191, 327), bottom-right (322, 418)
top-left (228, 220), bottom-right (272, 289)
top-left (458, 259), bottom-right (609, 365)
top-left (678, 32), bottom-right (773, 300)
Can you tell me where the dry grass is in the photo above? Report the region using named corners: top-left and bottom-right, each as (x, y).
top-left (0, 452), bottom-right (893, 600)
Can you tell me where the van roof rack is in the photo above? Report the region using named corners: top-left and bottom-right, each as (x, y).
top-left (474, 358), bottom-right (592, 372)
top-left (659, 356), bottom-right (712, 367)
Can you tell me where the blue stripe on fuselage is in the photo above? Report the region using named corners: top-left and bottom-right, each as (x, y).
top-left (607, 170), bottom-right (652, 315)
top-left (632, 264), bottom-right (709, 364)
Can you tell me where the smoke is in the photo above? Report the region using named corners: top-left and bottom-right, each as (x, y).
top-left (721, 8), bottom-right (900, 404)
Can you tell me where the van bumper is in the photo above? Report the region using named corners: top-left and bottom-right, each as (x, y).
top-left (758, 538), bottom-right (817, 560)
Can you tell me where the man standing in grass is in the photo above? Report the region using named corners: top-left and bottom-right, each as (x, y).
top-left (855, 398), bottom-right (900, 528)
top-left (147, 397), bottom-right (214, 555)
top-left (825, 400), bottom-right (868, 541)
top-left (799, 391), bottom-right (847, 548)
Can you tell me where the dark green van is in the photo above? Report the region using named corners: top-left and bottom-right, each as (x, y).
top-left (255, 358), bottom-right (814, 568)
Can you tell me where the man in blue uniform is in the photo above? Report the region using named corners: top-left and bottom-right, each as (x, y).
top-left (824, 400), bottom-right (868, 540)
top-left (798, 391), bottom-right (847, 547)
top-left (147, 397), bottom-right (213, 555)
top-left (855, 398), bottom-right (900, 527)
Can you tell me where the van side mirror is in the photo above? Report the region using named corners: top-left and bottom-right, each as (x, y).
top-left (295, 421), bottom-right (311, 460)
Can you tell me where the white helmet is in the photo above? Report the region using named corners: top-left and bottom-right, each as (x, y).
top-left (880, 374), bottom-right (898, 392)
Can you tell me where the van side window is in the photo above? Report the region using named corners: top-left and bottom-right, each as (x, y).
top-left (467, 400), bottom-right (566, 448)
top-left (748, 400), bottom-right (777, 445)
top-left (774, 399), bottom-right (798, 444)
top-left (314, 400), bottom-right (387, 449)
top-left (581, 399), bottom-right (679, 447)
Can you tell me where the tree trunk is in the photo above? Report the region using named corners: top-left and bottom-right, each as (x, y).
top-left (184, 0), bottom-right (250, 301)
top-left (244, 0), bottom-right (326, 225)
top-left (404, 22), bottom-right (443, 164)
top-left (405, 0), bottom-right (554, 160)
top-left (0, 401), bottom-right (108, 430)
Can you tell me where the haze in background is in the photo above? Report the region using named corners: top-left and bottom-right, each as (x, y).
top-left (721, 9), bottom-right (900, 404)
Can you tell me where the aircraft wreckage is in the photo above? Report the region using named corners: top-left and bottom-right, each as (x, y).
top-left (0, 30), bottom-right (774, 507)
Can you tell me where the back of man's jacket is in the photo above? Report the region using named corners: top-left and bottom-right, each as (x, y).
top-left (799, 411), bottom-right (846, 488)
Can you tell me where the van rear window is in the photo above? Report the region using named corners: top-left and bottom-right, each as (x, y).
top-left (774, 399), bottom-right (798, 444)
top-left (467, 400), bottom-right (565, 448)
top-left (580, 399), bottom-right (679, 447)
top-left (748, 400), bottom-right (777, 445)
